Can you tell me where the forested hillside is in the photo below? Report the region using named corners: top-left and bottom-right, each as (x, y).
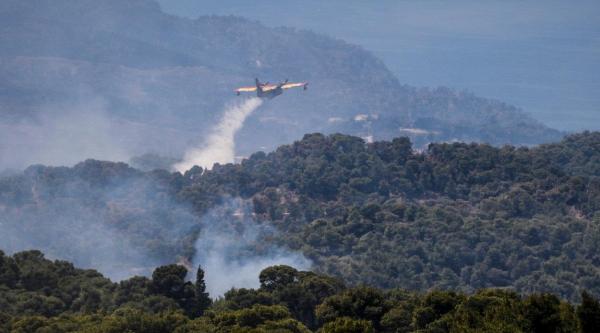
top-left (1, 132), bottom-right (599, 304)
top-left (0, 0), bottom-right (561, 170)
top-left (180, 131), bottom-right (600, 301)
top-left (1, 251), bottom-right (600, 332)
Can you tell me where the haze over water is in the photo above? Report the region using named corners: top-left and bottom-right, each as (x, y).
top-left (159, 0), bottom-right (600, 132)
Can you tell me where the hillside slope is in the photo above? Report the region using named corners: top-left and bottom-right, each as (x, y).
top-left (0, 0), bottom-right (562, 170)
top-left (1, 132), bottom-right (598, 302)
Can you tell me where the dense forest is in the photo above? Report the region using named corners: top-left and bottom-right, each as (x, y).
top-left (1, 132), bottom-right (599, 306)
top-left (1, 250), bottom-right (600, 332)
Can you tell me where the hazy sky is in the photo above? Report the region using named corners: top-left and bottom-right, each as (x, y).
top-left (157, 0), bottom-right (600, 131)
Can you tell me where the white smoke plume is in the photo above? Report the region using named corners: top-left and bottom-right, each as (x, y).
top-left (0, 171), bottom-right (199, 281)
top-left (0, 100), bottom-right (130, 171)
top-left (174, 98), bottom-right (263, 172)
top-left (192, 198), bottom-right (310, 297)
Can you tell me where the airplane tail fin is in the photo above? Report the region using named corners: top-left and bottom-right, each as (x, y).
top-left (255, 78), bottom-right (262, 92)
top-left (277, 79), bottom-right (289, 89)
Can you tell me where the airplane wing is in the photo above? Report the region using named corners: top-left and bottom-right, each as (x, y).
top-left (282, 82), bottom-right (307, 90)
top-left (235, 86), bottom-right (257, 93)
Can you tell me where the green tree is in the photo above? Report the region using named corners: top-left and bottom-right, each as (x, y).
top-left (259, 265), bottom-right (299, 292)
top-left (320, 317), bottom-right (374, 333)
top-left (151, 264), bottom-right (197, 317)
top-left (152, 265), bottom-right (189, 300)
top-left (523, 294), bottom-right (566, 333)
top-left (210, 304), bottom-right (310, 332)
top-left (9, 316), bottom-right (49, 333)
top-left (316, 286), bottom-right (389, 330)
top-left (0, 251), bottom-right (19, 288)
top-left (577, 291), bottom-right (600, 333)
top-left (195, 266), bottom-right (212, 317)
top-left (448, 290), bottom-right (523, 333)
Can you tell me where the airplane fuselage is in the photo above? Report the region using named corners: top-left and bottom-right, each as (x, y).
top-left (257, 86), bottom-right (283, 99)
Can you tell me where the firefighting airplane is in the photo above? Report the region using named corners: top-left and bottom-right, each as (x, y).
top-left (235, 78), bottom-right (308, 99)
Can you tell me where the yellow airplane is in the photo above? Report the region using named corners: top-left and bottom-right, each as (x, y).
top-left (235, 78), bottom-right (308, 99)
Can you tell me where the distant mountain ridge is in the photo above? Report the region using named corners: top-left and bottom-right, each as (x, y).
top-left (0, 0), bottom-right (562, 170)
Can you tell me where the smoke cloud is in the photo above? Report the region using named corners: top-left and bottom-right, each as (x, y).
top-left (192, 198), bottom-right (311, 297)
top-left (0, 94), bottom-right (308, 293)
top-left (1, 166), bottom-right (310, 293)
top-left (0, 169), bottom-right (199, 280)
top-left (174, 98), bottom-right (263, 172)
top-left (0, 100), bottom-right (130, 171)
